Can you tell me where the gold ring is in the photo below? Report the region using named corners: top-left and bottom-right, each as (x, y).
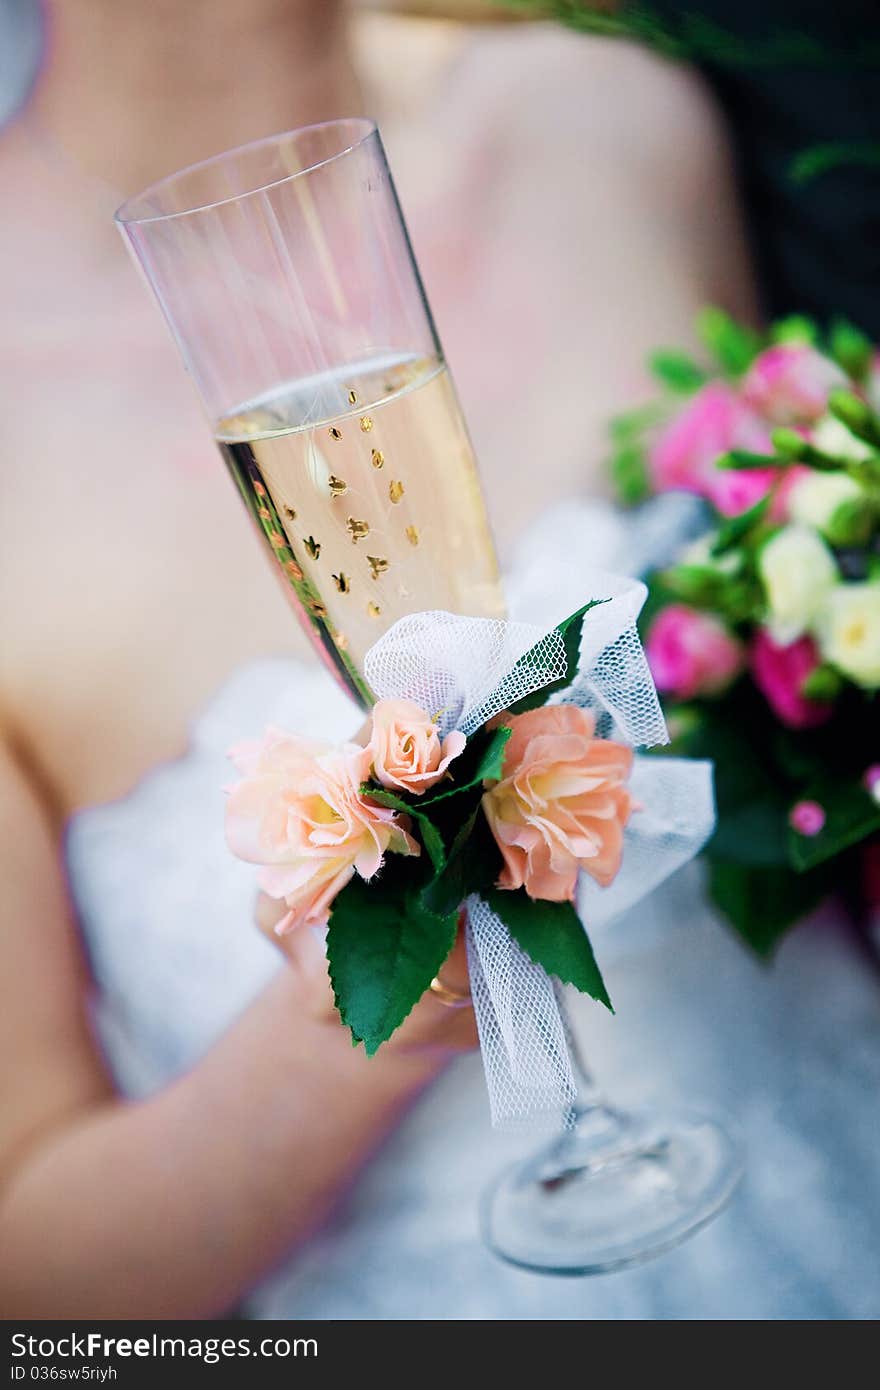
top-left (429, 974), bottom-right (472, 1009)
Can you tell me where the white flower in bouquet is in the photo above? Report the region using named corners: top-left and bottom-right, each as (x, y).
top-left (787, 470), bottom-right (867, 542)
top-left (758, 524), bottom-right (838, 644)
top-left (812, 414), bottom-right (874, 463)
top-left (816, 582), bottom-right (880, 688)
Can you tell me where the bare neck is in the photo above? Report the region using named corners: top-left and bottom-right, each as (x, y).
top-left (29, 0), bottom-right (361, 197)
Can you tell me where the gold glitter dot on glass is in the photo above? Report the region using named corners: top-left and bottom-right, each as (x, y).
top-left (367, 601), bottom-right (382, 619)
top-left (347, 389), bottom-right (358, 406)
top-left (307, 599), bottom-right (328, 619)
top-left (346, 517), bottom-right (370, 544)
top-left (336, 632), bottom-right (349, 652)
top-left (405, 525), bottom-right (420, 547)
top-left (389, 479), bottom-right (405, 505)
top-left (283, 559), bottom-right (303, 581)
top-left (269, 532), bottom-right (286, 549)
top-left (371, 449), bottom-right (384, 469)
top-left (284, 505), bottom-right (297, 520)
top-left (359, 416), bottom-right (374, 433)
top-left (328, 426), bottom-right (342, 441)
top-left (367, 555), bottom-right (389, 581)
top-left (332, 572), bottom-right (351, 593)
top-left (304, 536), bottom-right (321, 560)
top-left (257, 506), bottom-right (271, 520)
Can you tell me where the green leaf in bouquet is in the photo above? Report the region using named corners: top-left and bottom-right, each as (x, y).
top-left (419, 724), bottom-right (512, 807)
top-left (506, 600), bottom-right (606, 718)
top-left (484, 887), bottom-right (612, 1011)
top-left (716, 449), bottom-right (784, 470)
top-left (609, 401), bottom-right (667, 443)
top-left (788, 776), bottom-right (880, 872)
top-left (707, 855), bottom-right (834, 957)
top-left (710, 494), bottom-right (771, 557)
top-left (327, 866), bottom-right (458, 1054)
top-left (360, 786), bottom-right (447, 874)
top-left (421, 806), bottom-right (501, 919)
top-left (679, 698), bottom-right (791, 867)
top-left (799, 665), bottom-right (844, 703)
top-left (829, 317), bottom-right (873, 382)
top-left (770, 426), bottom-right (853, 471)
top-left (771, 315), bottom-right (819, 346)
top-left (658, 564), bottom-right (761, 624)
top-left (610, 441), bottom-right (652, 506)
top-left (648, 349), bottom-right (707, 394)
top-left (828, 389), bottom-right (880, 448)
top-left (696, 306), bottom-right (762, 377)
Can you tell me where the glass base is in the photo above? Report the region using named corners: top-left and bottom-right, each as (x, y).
top-left (482, 1102), bottom-right (743, 1276)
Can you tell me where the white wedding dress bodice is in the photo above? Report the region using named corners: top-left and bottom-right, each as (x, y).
top-left (65, 503), bottom-right (880, 1320)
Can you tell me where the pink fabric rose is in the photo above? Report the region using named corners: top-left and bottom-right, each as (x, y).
top-left (646, 604), bottom-right (744, 701)
top-left (749, 629), bottom-right (833, 730)
top-left (649, 381), bottom-right (775, 516)
top-left (367, 698), bottom-right (466, 795)
top-left (225, 727), bottom-right (418, 932)
top-left (482, 705), bottom-right (633, 902)
top-left (743, 344), bottom-right (846, 425)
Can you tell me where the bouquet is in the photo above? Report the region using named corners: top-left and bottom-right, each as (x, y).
top-left (224, 589), bottom-right (714, 1124)
top-left (611, 309), bottom-right (880, 954)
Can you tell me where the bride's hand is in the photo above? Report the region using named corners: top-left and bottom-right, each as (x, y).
top-left (255, 894), bottom-right (478, 1057)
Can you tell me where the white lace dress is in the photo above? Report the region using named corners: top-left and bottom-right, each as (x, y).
top-left (64, 503), bottom-right (880, 1320)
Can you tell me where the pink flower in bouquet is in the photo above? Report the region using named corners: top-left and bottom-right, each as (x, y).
top-left (649, 381), bottom-right (775, 516)
top-left (482, 705), bottom-right (633, 902)
top-left (743, 343), bottom-right (847, 425)
top-left (367, 698), bottom-right (466, 795)
top-left (646, 604), bottom-right (743, 701)
top-left (864, 765), bottom-right (880, 804)
top-left (226, 728), bottom-right (418, 931)
top-left (749, 629), bottom-right (833, 730)
top-left (789, 800), bottom-right (826, 836)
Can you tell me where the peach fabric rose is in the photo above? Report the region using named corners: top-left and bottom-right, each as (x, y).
top-left (367, 698), bottom-right (466, 795)
top-left (226, 727), bottom-right (418, 932)
top-left (482, 705), bottom-right (633, 902)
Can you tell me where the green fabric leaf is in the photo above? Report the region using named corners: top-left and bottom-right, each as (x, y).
top-left (648, 349), bottom-right (707, 393)
top-left (485, 887), bottom-right (612, 1011)
top-left (361, 786), bottom-right (446, 874)
top-left (696, 306), bottom-right (762, 377)
top-left (421, 807), bottom-right (500, 918)
top-left (707, 856), bottom-right (833, 957)
top-left (327, 870), bottom-right (457, 1054)
top-left (788, 777), bottom-right (880, 871)
top-left (506, 600), bottom-right (606, 717)
top-left (419, 725), bottom-right (512, 807)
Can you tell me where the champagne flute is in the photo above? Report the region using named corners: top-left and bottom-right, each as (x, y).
top-left (116, 119), bottom-right (504, 706)
top-left (482, 984), bottom-right (742, 1274)
top-left (117, 120), bottom-right (741, 1275)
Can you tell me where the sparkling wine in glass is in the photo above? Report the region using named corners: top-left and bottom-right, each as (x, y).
top-left (116, 120), bottom-right (504, 706)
